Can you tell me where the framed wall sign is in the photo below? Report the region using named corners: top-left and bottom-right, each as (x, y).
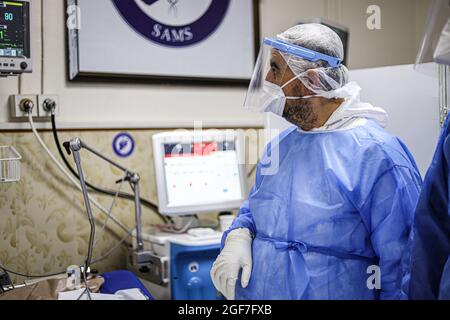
top-left (67, 0), bottom-right (259, 83)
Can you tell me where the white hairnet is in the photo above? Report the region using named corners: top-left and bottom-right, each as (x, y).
top-left (277, 23), bottom-right (350, 98)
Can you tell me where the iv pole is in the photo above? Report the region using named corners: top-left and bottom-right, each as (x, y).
top-left (64, 138), bottom-right (145, 299)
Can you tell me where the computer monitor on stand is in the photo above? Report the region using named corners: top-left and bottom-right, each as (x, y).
top-left (152, 130), bottom-right (248, 219)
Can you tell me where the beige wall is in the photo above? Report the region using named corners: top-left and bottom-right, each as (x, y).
top-left (260, 0), bottom-right (432, 70)
top-left (0, 0), bottom-right (432, 130)
top-left (341, 0), bottom-right (415, 68)
top-left (0, 0), bottom-right (432, 280)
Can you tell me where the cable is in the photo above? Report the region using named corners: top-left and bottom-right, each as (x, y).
top-left (28, 112), bottom-right (135, 238)
top-left (93, 175), bottom-right (126, 249)
top-left (0, 265), bottom-right (65, 279)
top-left (50, 114), bottom-right (167, 224)
top-left (91, 232), bottom-right (132, 265)
top-left (40, 0), bottom-right (45, 95)
top-left (12, 112), bottom-right (150, 281)
top-left (248, 164), bottom-right (258, 178)
top-left (154, 216), bottom-right (196, 234)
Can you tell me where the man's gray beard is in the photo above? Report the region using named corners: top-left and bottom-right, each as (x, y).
top-left (282, 100), bottom-right (318, 131)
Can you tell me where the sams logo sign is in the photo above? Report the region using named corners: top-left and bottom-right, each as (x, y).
top-left (112, 0), bottom-right (230, 47)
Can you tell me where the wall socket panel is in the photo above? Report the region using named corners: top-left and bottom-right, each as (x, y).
top-left (37, 95), bottom-right (60, 121)
top-left (9, 95), bottom-right (39, 122)
top-left (9, 94), bottom-right (59, 122)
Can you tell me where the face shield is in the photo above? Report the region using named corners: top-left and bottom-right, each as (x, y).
top-left (244, 38), bottom-right (344, 115)
top-left (415, 0), bottom-right (450, 75)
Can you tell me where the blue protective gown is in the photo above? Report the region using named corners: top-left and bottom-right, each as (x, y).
top-left (223, 120), bottom-right (422, 300)
top-left (408, 115), bottom-right (450, 300)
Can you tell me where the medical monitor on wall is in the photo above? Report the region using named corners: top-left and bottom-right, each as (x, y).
top-left (0, 0), bottom-right (32, 75)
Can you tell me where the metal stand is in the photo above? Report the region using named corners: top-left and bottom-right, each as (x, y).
top-left (439, 64), bottom-right (449, 127)
top-left (64, 138), bottom-right (144, 299)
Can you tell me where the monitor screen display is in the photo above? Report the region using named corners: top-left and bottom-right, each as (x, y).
top-left (0, 1), bottom-right (30, 58)
top-left (162, 140), bottom-right (243, 208)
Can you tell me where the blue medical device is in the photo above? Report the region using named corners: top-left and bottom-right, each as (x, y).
top-left (170, 243), bottom-right (222, 300)
top-left (129, 230), bottom-right (225, 300)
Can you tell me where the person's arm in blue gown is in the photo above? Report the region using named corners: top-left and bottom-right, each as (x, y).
top-left (221, 185), bottom-right (257, 248)
top-left (361, 165), bottom-right (422, 300)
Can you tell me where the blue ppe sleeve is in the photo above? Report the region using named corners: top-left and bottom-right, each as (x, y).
top-left (221, 186), bottom-right (257, 249)
top-left (360, 165), bottom-right (421, 300)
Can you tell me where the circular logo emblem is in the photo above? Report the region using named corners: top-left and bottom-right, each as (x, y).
top-left (113, 133), bottom-right (135, 158)
top-left (188, 262), bottom-right (199, 273)
top-left (112, 0), bottom-right (231, 47)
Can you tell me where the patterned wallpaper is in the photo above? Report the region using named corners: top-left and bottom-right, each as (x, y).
top-left (0, 129), bottom-right (257, 283)
top-left (0, 129), bottom-right (174, 282)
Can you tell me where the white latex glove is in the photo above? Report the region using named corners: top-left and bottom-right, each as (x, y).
top-left (210, 228), bottom-right (253, 300)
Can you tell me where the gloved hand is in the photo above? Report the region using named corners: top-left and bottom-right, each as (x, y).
top-left (210, 228), bottom-right (253, 300)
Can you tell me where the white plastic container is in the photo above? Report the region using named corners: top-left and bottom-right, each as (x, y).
top-left (0, 146), bottom-right (21, 183)
top-left (219, 215), bottom-right (235, 233)
top-left (66, 265), bottom-right (81, 290)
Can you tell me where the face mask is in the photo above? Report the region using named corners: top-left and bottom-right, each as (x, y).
top-left (262, 82), bottom-right (286, 116)
top-left (262, 75), bottom-right (308, 116)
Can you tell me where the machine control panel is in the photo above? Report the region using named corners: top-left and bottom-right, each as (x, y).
top-left (0, 0), bottom-right (32, 76)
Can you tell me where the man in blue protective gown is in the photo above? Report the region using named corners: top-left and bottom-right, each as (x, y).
top-left (407, 106), bottom-right (450, 300)
top-left (210, 24), bottom-right (422, 300)
top-left (405, 0), bottom-right (450, 299)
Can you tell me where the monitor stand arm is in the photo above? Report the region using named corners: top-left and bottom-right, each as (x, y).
top-left (64, 138), bottom-right (144, 255)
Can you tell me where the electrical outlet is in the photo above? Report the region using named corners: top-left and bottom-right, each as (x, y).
top-left (9, 95), bottom-right (38, 122)
top-left (37, 95), bottom-right (60, 120)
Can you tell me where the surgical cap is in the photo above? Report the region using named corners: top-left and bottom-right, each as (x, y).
top-left (277, 23), bottom-right (350, 96)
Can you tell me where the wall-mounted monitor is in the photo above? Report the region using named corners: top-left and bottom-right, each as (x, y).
top-left (0, 0), bottom-right (32, 76)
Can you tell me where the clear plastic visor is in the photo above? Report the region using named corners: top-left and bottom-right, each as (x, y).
top-left (244, 43), bottom-right (298, 112)
top-left (416, 0), bottom-right (450, 75)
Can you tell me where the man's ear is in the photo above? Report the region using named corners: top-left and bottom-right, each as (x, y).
top-left (306, 69), bottom-right (321, 87)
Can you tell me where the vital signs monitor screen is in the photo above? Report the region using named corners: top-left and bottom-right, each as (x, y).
top-left (162, 141), bottom-right (243, 208)
top-left (0, 1), bottom-right (30, 58)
